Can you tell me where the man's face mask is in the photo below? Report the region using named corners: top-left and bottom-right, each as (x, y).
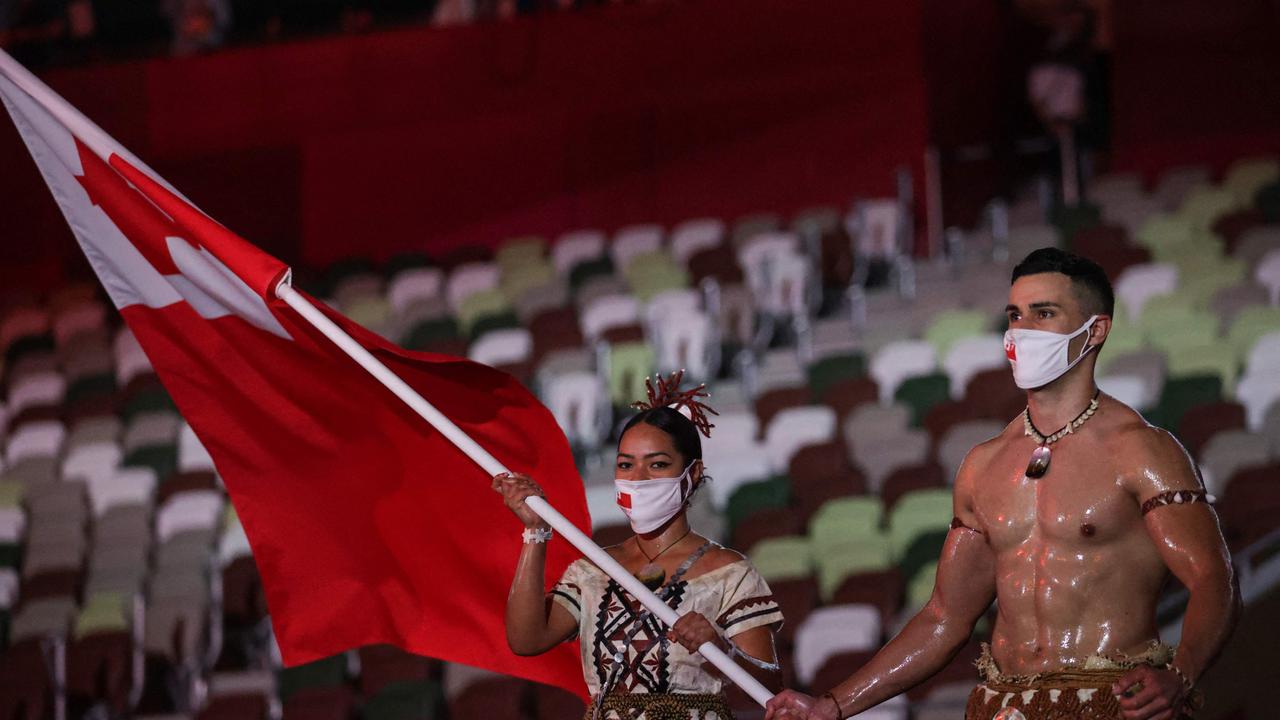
top-left (1004, 315), bottom-right (1098, 389)
top-left (614, 462), bottom-right (696, 534)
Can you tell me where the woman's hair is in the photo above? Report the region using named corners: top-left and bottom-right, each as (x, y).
top-left (620, 407), bottom-right (703, 465)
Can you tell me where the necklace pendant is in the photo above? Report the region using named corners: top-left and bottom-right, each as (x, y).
top-left (636, 563), bottom-right (665, 591)
top-left (1026, 445), bottom-right (1052, 479)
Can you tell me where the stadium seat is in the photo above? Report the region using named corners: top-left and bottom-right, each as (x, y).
top-left (869, 340), bottom-right (938, 404)
top-left (793, 605), bottom-right (882, 686)
top-left (669, 218), bottom-right (726, 267)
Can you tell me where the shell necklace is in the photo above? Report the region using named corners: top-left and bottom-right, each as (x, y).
top-left (1022, 389), bottom-right (1101, 478)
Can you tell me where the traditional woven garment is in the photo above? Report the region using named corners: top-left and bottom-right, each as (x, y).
top-left (551, 554), bottom-right (783, 720)
top-left (963, 643), bottom-right (1196, 720)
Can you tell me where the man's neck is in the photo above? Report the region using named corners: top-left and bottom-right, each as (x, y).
top-left (1026, 369), bottom-right (1099, 434)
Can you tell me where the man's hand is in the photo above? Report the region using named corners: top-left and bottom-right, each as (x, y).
top-left (1113, 665), bottom-right (1186, 720)
top-left (764, 690), bottom-right (838, 720)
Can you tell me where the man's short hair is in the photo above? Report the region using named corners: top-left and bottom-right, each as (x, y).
top-left (1011, 247), bottom-right (1115, 317)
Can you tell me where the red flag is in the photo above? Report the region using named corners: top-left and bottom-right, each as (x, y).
top-left (0, 51), bottom-right (590, 695)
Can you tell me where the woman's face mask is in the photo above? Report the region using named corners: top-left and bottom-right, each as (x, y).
top-left (615, 462), bottom-right (697, 534)
top-left (1004, 315), bottom-right (1098, 389)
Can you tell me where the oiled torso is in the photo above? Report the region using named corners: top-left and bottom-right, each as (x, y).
top-left (970, 412), bottom-right (1168, 674)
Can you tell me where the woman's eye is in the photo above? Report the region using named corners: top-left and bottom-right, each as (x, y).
top-left (616, 462), bottom-right (632, 470)
top-left (651, 462), bottom-right (669, 470)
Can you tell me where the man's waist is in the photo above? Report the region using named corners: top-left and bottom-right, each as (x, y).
top-left (977, 641), bottom-right (1175, 686)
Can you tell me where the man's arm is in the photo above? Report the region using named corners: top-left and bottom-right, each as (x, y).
top-left (1115, 428), bottom-right (1239, 720)
top-left (766, 453), bottom-right (997, 719)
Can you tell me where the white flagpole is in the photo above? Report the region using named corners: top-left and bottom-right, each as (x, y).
top-left (275, 282), bottom-right (774, 707)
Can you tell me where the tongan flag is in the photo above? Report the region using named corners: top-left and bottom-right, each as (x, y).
top-left (0, 50), bottom-right (590, 695)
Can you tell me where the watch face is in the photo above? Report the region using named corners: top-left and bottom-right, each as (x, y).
top-left (993, 708), bottom-right (1027, 720)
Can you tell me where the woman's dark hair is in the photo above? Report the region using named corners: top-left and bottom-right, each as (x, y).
top-left (620, 407), bottom-right (703, 465)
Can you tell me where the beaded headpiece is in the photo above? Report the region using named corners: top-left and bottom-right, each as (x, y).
top-left (630, 370), bottom-right (718, 439)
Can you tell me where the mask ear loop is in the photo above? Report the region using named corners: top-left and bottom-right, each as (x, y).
top-left (1072, 315), bottom-right (1100, 364)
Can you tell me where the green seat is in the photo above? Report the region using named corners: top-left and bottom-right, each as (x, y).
top-left (278, 654), bottom-right (348, 703)
top-left (1226, 307), bottom-right (1280, 357)
top-left (65, 372), bottom-right (116, 406)
top-left (1049, 203), bottom-right (1101, 244)
top-left (898, 529), bottom-right (949, 589)
top-left (806, 354), bottom-right (866, 399)
top-left (814, 535), bottom-right (893, 601)
top-left (606, 341), bottom-right (655, 406)
top-left (467, 311), bottom-right (520, 342)
top-left (749, 536), bottom-right (814, 582)
top-left (1149, 375), bottom-right (1222, 432)
top-left (809, 496), bottom-right (885, 552)
top-left (1155, 237), bottom-right (1224, 268)
top-left (500, 261), bottom-right (555, 304)
top-left (887, 488), bottom-right (953, 560)
top-left (402, 317), bottom-right (459, 350)
top-left (1257, 181), bottom-right (1280, 222)
top-left (1135, 214), bottom-right (1196, 253)
top-left (0, 481), bottom-right (23, 508)
top-left (1166, 344), bottom-right (1240, 393)
top-left (568, 257), bottom-right (615, 293)
top-left (725, 477), bottom-right (790, 535)
top-left (124, 444), bottom-right (177, 482)
top-left (346, 296), bottom-right (392, 330)
top-left (361, 679), bottom-right (444, 720)
top-left (1140, 305), bottom-right (1218, 356)
top-left (923, 310), bottom-right (991, 358)
top-left (456, 289), bottom-right (511, 335)
top-left (1180, 259), bottom-right (1246, 311)
top-left (624, 251), bottom-right (689, 302)
top-left (905, 561), bottom-right (939, 610)
top-left (495, 236), bottom-right (547, 272)
top-left (1178, 186), bottom-right (1240, 233)
top-left (74, 592), bottom-right (129, 638)
top-left (894, 373), bottom-right (951, 427)
top-left (1224, 158), bottom-right (1280, 205)
top-left (123, 388), bottom-right (176, 421)
top-left (1100, 304), bottom-right (1144, 359)
top-left (0, 543), bottom-right (20, 569)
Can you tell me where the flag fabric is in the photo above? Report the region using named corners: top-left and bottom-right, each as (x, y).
top-left (0, 50), bottom-right (591, 695)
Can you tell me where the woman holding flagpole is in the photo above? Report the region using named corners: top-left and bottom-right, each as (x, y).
top-left (494, 371), bottom-right (784, 720)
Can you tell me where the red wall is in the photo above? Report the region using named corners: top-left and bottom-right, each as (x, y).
top-left (0, 0), bottom-right (929, 293)
top-left (1111, 0), bottom-right (1280, 181)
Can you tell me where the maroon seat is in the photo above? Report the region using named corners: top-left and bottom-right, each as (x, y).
top-left (156, 471), bottom-right (221, 506)
top-left (688, 245), bottom-right (744, 285)
top-left (221, 556), bottom-right (267, 628)
top-left (1176, 401), bottom-right (1247, 458)
top-left (17, 569), bottom-right (81, 608)
top-left (768, 577), bottom-right (820, 648)
top-left (819, 228), bottom-right (856, 287)
top-left (880, 463), bottom-right (947, 515)
top-left (922, 400), bottom-right (985, 443)
top-left (733, 506), bottom-right (805, 554)
top-left (831, 569), bottom-right (903, 630)
top-left (963, 369), bottom-right (1023, 421)
top-left (788, 442), bottom-right (854, 486)
top-left (528, 307), bottom-right (583, 365)
top-left (792, 474), bottom-right (867, 526)
top-left (1213, 208), bottom-right (1265, 254)
top-left (822, 377), bottom-right (879, 422)
top-left (5, 405), bottom-right (62, 434)
top-left (533, 683), bottom-right (586, 720)
top-left (0, 639), bottom-right (51, 720)
top-left (448, 677), bottom-right (527, 720)
top-left (810, 649), bottom-right (877, 695)
top-left (198, 694), bottom-right (270, 720)
top-left (1218, 463), bottom-right (1280, 551)
top-left (439, 245), bottom-right (493, 271)
top-left (282, 685), bottom-right (356, 720)
top-left (357, 645), bottom-right (441, 698)
top-left (755, 387), bottom-right (814, 437)
top-left (67, 632), bottom-right (134, 718)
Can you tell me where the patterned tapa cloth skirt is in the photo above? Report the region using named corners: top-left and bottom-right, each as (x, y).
top-left (964, 644), bottom-right (1194, 720)
top-left (585, 693), bottom-right (733, 720)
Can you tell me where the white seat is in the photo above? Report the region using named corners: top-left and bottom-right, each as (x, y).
top-left (937, 421), bottom-right (1004, 480)
top-left (387, 267), bottom-right (445, 315)
top-left (88, 467), bottom-right (157, 517)
top-left (551, 229), bottom-right (607, 275)
top-left (0, 568), bottom-right (18, 609)
top-left (869, 340), bottom-right (938, 404)
top-left (849, 199), bottom-right (902, 257)
top-left (445, 262), bottom-right (501, 313)
top-left (0, 507), bottom-right (27, 544)
top-left (580, 294), bottom-right (641, 341)
top-left (155, 490), bottom-right (224, 543)
top-left (1114, 263), bottom-right (1179, 322)
top-left (854, 429), bottom-right (931, 491)
top-left (1256, 248), bottom-right (1280, 307)
top-left (1245, 331), bottom-right (1280, 376)
top-left (669, 218), bottom-right (725, 267)
top-left (1198, 430), bottom-right (1272, 497)
top-left (703, 444), bottom-right (772, 509)
top-left (762, 406), bottom-right (837, 473)
top-left (124, 411), bottom-right (181, 453)
top-left (644, 289), bottom-right (702, 332)
top-left (942, 335), bottom-right (1006, 400)
top-left (61, 441), bottom-right (123, 485)
top-left (6, 371), bottom-right (66, 416)
top-left (737, 232), bottom-right (801, 301)
top-left (113, 327), bottom-right (153, 387)
top-left (611, 224), bottom-right (664, 270)
top-left (468, 328), bottom-right (533, 368)
top-left (792, 604), bottom-right (882, 685)
top-left (5, 420), bottom-right (65, 465)
top-left (1236, 369), bottom-right (1280, 431)
top-left (177, 423), bottom-right (216, 473)
top-left (702, 412), bottom-right (760, 461)
top-left (218, 517), bottom-right (253, 567)
top-left (1098, 374), bottom-right (1155, 412)
top-left (651, 312), bottom-right (716, 381)
top-left (543, 371), bottom-right (609, 449)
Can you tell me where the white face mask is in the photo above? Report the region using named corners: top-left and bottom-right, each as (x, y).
top-left (1004, 315), bottom-right (1098, 389)
top-left (615, 463), bottom-right (697, 534)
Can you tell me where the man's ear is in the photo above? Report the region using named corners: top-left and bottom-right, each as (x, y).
top-left (1089, 315), bottom-right (1112, 348)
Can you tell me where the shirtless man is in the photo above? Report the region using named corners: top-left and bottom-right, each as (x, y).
top-left (766, 248), bottom-right (1238, 720)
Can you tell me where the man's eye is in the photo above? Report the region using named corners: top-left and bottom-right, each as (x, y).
top-left (1039, 310), bottom-right (1053, 319)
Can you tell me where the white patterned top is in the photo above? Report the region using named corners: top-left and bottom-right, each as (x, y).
top-left (550, 557), bottom-right (783, 697)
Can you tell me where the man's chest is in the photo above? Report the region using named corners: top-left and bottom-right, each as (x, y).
top-left (973, 443), bottom-right (1140, 548)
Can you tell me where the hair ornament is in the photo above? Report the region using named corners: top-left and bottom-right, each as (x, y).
top-left (630, 369), bottom-right (718, 439)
